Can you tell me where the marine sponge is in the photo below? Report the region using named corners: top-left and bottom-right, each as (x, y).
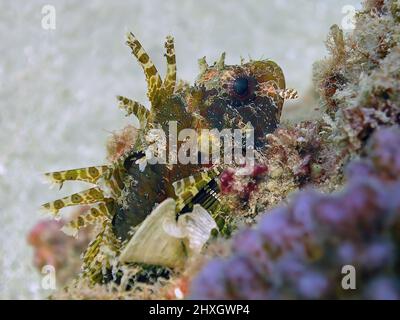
top-left (190, 126), bottom-right (400, 300)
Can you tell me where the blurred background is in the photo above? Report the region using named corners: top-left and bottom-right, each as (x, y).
top-left (0, 0), bottom-right (360, 299)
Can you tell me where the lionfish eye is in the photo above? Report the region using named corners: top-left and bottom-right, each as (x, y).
top-left (228, 74), bottom-right (257, 104)
top-left (233, 77), bottom-right (249, 96)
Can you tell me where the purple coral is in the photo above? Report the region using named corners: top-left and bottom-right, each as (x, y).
top-left (190, 127), bottom-right (400, 300)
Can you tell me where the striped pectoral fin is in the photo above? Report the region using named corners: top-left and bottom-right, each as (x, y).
top-left (81, 226), bottom-right (105, 281)
top-left (177, 179), bottom-right (221, 215)
top-left (116, 95), bottom-right (149, 127)
top-left (173, 166), bottom-right (223, 197)
top-left (81, 221), bottom-right (120, 283)
top-left (162, 35), bottom-right (176, 96)
top-left (83, 227), bottom-right (104, 265)
top-left (61, 200), bottom-right (114, 237)
top-left (126, 32), bottom-right (162, 105)
top-left (278, 88), bottom-right (299, 100)
top-left (173, 166), bottom-right (223, 213)
top-left (41, 187), bottom-right (105, 216)
top-left (44, 165), bottom-right (110, 188)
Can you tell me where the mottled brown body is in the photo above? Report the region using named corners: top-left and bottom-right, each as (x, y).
top-left (42, 33), bottom-right (298, 277)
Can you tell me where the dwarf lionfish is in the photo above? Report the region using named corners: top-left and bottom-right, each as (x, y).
top-left (41, 32), bottom-right (298, 281)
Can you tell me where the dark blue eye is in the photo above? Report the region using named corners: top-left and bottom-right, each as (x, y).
top-left (233, 77), bottom-right (249, 96)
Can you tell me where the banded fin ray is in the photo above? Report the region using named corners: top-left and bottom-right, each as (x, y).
top-left (162, 35), bottom-right (177, 96)
top-left (44, 165), bottom-right (110, 188)
top-left (81, 222), bottom-right (120, 283)
top-left (41, 187), bottom-right (105, 215)
top-left (173, 166), bottom-right (222, 197)
top-left (174, 166), bottom-right (223, 213)
top-left (116, 95), bottom-right (149, 127)
top-left (178, 178), bottom-right (221, 214)
top-left (99, 165), bottom-right (126, 198)
top-left (81, 224), bottom-right (107, 282)
top-left (126, 32), bottom-right (163, 106)
top-left (61, 200), bottom-right (114, 237)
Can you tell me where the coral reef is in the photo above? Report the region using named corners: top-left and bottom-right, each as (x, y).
top-left (189, 0), bottom-right (400, 299)
top-left (190, 126), bottom-right (400, 299)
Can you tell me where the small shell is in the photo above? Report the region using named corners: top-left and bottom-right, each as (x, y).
top-left (177, 204), bottom-right (217, 254)
top-left (119, 198), bottom-right (216, 268)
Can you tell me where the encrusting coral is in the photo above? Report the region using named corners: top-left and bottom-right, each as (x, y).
top-left (190, 126), bottom-right (400, 299)
top-left (42, 0), bottom-right (400, 299)
top-left (188, 0), bottom-right (400, 300)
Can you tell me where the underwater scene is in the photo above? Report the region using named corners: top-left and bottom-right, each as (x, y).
top-left (1, 0), bottom-right (400, 301)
